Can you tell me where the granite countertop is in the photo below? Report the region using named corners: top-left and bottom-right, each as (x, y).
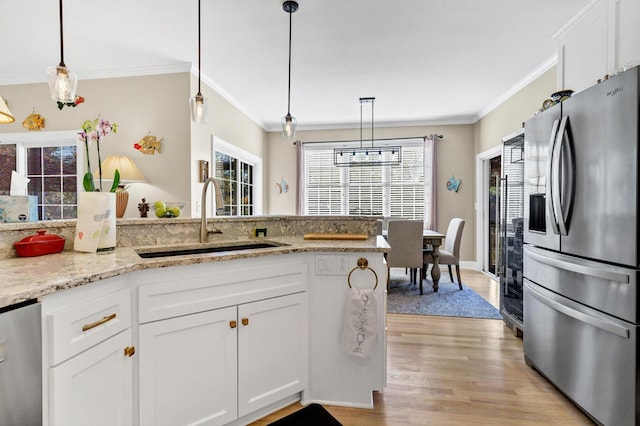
top-left (0, 235), bottom-right (390, 309)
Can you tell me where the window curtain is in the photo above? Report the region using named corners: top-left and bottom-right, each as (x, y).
top-left (425, 135), bottom-right (437, 230)
top-left (295, 140), bottom-right (303, 215)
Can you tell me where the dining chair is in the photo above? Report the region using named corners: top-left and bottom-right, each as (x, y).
top-left (423, 218), bottom-right (465, 290)
top-left (386, 219), bottom-right (425, 294)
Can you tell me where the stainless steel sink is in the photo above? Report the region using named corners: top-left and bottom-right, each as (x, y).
top-left (136, 241), bottom-right (287, 258)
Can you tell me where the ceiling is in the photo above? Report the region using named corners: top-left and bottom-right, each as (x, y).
top-left (1, 0), bottom-right (589, 131)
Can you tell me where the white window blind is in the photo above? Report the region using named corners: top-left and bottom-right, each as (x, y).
top-left (303, 138), bottom-right (431, 221)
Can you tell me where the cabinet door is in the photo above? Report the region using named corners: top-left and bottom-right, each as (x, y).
top-left (238, 292), bottom-right (308, 417)
top-left (49, 329), bottom-right (133, 426)
top-left (139, 307), bottom-right (237, 426)
top-left (613, 0), bottom-right (640, 71)
top-left (556, 0), bottom-right (608, 93)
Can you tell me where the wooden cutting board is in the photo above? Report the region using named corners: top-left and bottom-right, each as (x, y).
top-left (303, 232), bottom-right (368, 240)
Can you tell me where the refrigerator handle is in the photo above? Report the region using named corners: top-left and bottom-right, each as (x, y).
top-left (547, 118), bottom-right (561, 235)
top-left (524, 246), bottom-right (630, 284)
top-left (525, 281), bottom-right (630, 339)
top-left (498, 176), bottom-right (507, 281)
top-left (556, 116), bottom-right (575, 236)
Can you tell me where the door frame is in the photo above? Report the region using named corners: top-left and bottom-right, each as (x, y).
top-left (475, 145), bottom-right (502, 277)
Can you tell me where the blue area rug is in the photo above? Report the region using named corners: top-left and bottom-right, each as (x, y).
top-left (387, 271), bottom-right (502, 320)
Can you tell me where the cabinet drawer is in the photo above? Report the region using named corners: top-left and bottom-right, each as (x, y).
top-left (47, 288), bottom-right (131, 366)
top-left (137, 257), bottom-right (308, 324)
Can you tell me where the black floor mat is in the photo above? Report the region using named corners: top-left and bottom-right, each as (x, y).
top-left (268, 404), bottom-right (342, 426)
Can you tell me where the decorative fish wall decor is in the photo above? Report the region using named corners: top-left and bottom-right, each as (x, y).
top-left (134, 133), bottom-right (162, 155)
top-left (447, 176), bottom-right (461, 192)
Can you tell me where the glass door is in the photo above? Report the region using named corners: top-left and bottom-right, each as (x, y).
top-left (488, 157), bottom-right (501, 276)
top-left (500, 131), bottom-right (525, 330)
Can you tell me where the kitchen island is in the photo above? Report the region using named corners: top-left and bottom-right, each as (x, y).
top-left (0, 216), bottom-right (389, 426)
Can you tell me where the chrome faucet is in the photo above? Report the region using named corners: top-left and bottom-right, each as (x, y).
top-left (200, 177), bottom-right (224, 242)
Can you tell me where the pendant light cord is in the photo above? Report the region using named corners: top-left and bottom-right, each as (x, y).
top-left (359, 101), bottom-right (363, 149)
top-left (197, 0), bottom-right (202, 96)
top-left (286, 9), bottom-right (293, 115)
top-left (371, 99), bottom-right (374, 148)
top-left (358, 98), bottom-right (375, 149)
top-left (58, 0), bottom-right (65, 67)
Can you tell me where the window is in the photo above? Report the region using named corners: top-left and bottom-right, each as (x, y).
top-left (303, 137), bottom-right (433, 224)
top-left (27, 145), bottom-right (78, 220)
top-left (0, 131), bottom-right (81, 220)
top-left (0, 144), bottom-right (17, 195)
top-left (212, 137), bottom-right (262, 216)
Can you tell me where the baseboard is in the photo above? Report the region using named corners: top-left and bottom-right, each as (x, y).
top-left (429, 261), bottom-right (478, 271)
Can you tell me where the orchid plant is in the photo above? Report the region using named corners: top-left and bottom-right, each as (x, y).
top-left (78, 116), bottom-right (120, 192)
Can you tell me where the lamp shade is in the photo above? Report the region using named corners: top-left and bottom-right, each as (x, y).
top-left (94, 155), bottom-right (146, 183)
top-left (0, 97), bottom-right (15, 124)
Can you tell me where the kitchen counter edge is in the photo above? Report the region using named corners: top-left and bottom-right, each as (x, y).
top-left (0, 235), bottom-right (390, 309)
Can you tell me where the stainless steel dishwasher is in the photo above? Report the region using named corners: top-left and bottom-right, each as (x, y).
top-left (0, 300), bottom-right (42, 426)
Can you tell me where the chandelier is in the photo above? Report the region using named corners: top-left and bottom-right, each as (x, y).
top-left (333, 97), bottom-right (402, 167)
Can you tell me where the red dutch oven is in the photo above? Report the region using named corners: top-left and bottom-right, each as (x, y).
top-left (14, 230), bottom-right (66, 257)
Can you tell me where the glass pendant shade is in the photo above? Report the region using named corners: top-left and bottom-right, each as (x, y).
top-left (190, 0), bottom-right (209, 124)
top-left (282, 113), bottom-right (297, 138)
top-left (47, 65), bottom-right (78, 103)
top-left (190, 93), bottom-right (210, 124)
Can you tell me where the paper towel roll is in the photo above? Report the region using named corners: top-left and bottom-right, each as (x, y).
top-left (74, 192), bottom-right (116, 252)
top-left (97, 193), bottom-right (116, 251)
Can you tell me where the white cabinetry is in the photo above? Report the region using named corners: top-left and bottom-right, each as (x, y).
top-left (612, 0), bottom-right (640, 70)
top-left (238, 293), bottom-right (307, 417)
top-left (139, 307), bottom-right (238, 426)
top-left (42, 276), bottom-right (133, 426)
top-left (135, 255), bottom-right (308, 426)
top-left (305, 253), bottom-right (387, 408)
top-left (556, 0), bottom-right (640, 94)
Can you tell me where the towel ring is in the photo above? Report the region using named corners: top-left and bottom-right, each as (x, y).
top-left (348, 257), bottom-right (378, 290)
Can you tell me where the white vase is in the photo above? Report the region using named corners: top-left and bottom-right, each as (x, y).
top-left (74, 192), bottom-right (116, 252)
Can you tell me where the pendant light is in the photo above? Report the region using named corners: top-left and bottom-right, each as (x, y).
top-left (189, 0), bottom-right (210, 124)
top-left (281, 1), bottom-right (299, 138)
top-left (47, 0), bottom-right (78, 103)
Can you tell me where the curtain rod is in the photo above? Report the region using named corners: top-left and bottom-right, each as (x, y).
top-left (293, 135), bottom-right (443, 145)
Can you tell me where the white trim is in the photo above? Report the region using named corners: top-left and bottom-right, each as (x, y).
top-left (0, 63), bottom-right (192, 87)
top-left (211, 136), bottom-right (263, 215)
top-left (476, 54), bottom-right (558, 121)
top-left (475, 145), bottom-right (502, 274)
top-left (200, 72), bottom-right (267, 131)
top-left (0, 130), bottom-right (84, 220)
top-left (0, 130), bottom-right (84, 194)
top-left (279, 116), bottom-right (478, 132)
top-left (0, 130), bottom-right (78, 144)
top-left (552, 0), bottom-right (602, 40)
top-left (433, 261), bottom-right (479, 272)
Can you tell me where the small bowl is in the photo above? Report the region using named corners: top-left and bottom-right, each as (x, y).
top-left (550, 90), bottom-right (574, 102)
top-left (154, 201), bottom-right (186, 218)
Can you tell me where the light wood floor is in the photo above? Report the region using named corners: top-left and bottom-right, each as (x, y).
top-left (251, 270), bottom-right (594, 426)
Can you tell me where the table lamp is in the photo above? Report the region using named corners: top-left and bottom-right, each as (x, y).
top-left (95, 155), bottom-right (146, 218)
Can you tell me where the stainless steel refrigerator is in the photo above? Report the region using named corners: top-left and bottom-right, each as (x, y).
top-left (523, 65), bottom-right (640, 426)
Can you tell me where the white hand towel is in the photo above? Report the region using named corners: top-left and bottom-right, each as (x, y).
top-left (342, 288), bottom-right (378, 358)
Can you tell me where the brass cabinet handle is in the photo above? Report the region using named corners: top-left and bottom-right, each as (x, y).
top-left (230, 320), bottom-right (237, 329)
top-left (242, 318), bottom-right (249, 326)
top-left (82, 313), bottom-right (117, 332)
top-left (124, 346), bottom-right (135, 357)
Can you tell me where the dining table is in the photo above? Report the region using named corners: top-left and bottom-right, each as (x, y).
top-left (383, 229), bottom-right (446, 292)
